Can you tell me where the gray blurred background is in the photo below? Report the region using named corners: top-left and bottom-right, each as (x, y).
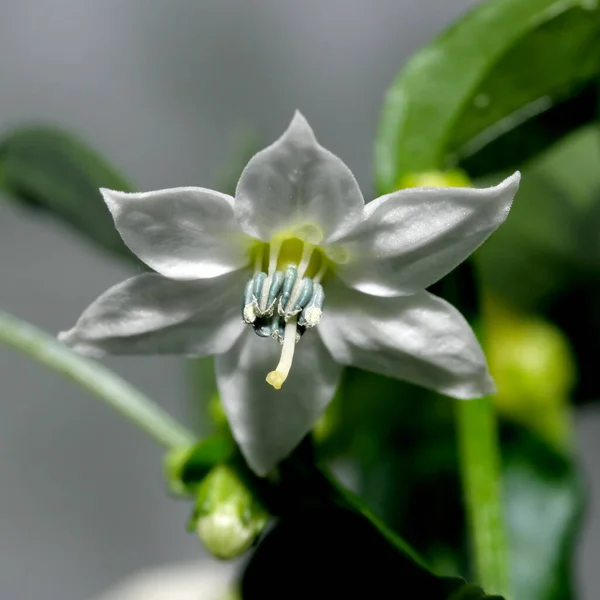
top-left (0, 1), bottom-right (598, 598)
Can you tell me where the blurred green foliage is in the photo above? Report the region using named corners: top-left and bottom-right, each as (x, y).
top-left (0, 127), bottom-right (136, 262)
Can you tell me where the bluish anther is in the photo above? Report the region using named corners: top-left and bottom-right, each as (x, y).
top-left (253, 272), bottom-right (267, 297)
top-left (278, 266), bottom-right (297, 315)
top-left (265, 270), bottom-right (284, 313)
top-left (242, 278), bottom-right (257, 323)
top-left (299, 282), bottom-right (325, 328)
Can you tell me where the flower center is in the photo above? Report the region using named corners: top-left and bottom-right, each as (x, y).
top-left (241, 236), bottom-right (328, 390)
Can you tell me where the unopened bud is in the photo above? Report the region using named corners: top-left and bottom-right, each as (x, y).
top-left (398, 169), bottom-right (471, 189)
top-left (193, 464), bottom-right (268, 560)
top-left (484, 295), bottom-right (576, 448)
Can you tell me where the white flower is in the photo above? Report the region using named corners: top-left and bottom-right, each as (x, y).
top-left (59, 112), bottom-right (520, 476)
top-left (89, 561), bottom-right (237, 600)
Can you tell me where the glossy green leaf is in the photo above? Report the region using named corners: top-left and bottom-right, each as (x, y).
top-left (460, 85), bottom-right (598, 178)
top-left (376, 0), bottom-right (600, 193)
top-left (0, 126), bottom-right (135, 261)
top-left (502, 424), bottom-right (583, 600)
top-left (242, 506), bottom-right (502, 599)
top-left (321, 366), bottom-right (582, 600)
top-left (241, 443), bottom-right (503, 599)
top-left (323, 372), bottom-right (468, 573)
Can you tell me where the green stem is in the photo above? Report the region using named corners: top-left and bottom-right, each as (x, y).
top-left (456, 396), bottom-right (510, 598)
top-left (0, 309), bottom-right (196, 449)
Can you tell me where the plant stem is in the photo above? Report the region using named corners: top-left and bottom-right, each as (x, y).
top-left (456, 396), bottom-right (510, 598)
top-left (0, 309), bottom-right (196, 449)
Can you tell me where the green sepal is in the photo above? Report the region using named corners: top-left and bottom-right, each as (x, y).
top-left (164, 434), bottom-right (234, 496)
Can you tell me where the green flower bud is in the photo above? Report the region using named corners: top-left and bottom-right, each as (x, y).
top-left (484, 295), bottom-right (576, 449)
top-left (398, 169), bottom-right (471, 190)
top-left (193, 464), bottom-right (269, 560)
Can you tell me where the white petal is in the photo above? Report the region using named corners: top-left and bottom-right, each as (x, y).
top-left (215, 328), bottom-right (342, 476)
top-left (59, 271), bottom-right (246, 357)
top-left (235, 111), bottom-right (364, 244)
top-left (334, 172), bottom-right (520, 297)
top-left (102, 187), bottom-right (251, 279)
top-left (319, 279), bottom-right (494, 399)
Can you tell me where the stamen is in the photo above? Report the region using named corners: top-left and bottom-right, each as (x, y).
top-left (242, 279), bottom-right (257, 323)
top-left (266, 319), bottom-right (298, 390)
top-left (293, 278), bottom-right (314, 311)
top-left (286, 243), bottom-right (315, 311)
top-left (266, 270), bottom-right (284, 310)
top-left (296, 242), bottom-right (315, 279)
top-left (260, 238), bottom-right (283, 311)
top-left (299, 283), bottom-right (325, 328)
top-left (270, 312), bottom-right (285, 342)
top-left (253, 246), bottom-right (264, 274)
top-left (268, 238), bottom-right (283, 276)
top-left (313, 261), bottom-right (327, 284)
top-left (278, 266), bottom-right (298, 315)
top-left (253, 272), bottom-right (267, 297)
top-left (242, 237), bottom-right (327, 368)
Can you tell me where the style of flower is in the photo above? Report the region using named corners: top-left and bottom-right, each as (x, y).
top-left (59, 112), bottom-right (520, 475)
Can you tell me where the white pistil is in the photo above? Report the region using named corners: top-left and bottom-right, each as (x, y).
top-left (266, 319), bottom-right (298, 390)
top-left (260, 238), bottom-right (283, 311)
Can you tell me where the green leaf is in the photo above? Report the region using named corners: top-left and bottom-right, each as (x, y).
top-left (474, 126), bottom-right (600, 311)
top-left (0, 126), bottom-right (135, 261)
top-left (241, 446), bottom-right (503, 599)
top-left (323, 372), bottom-right (469, 573)
top-left (242, 506), bottom-right (502, 599)
top-left (322, 367), bottom-right (582, 600)
top-left (460, 85), bottom-right (598, 178)
top-left (474, 170), bottom-right (580, 311)
top-left (376, 0), bottom-right (600, 192)
top-left (502, 424), bottom-right (583, 600)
